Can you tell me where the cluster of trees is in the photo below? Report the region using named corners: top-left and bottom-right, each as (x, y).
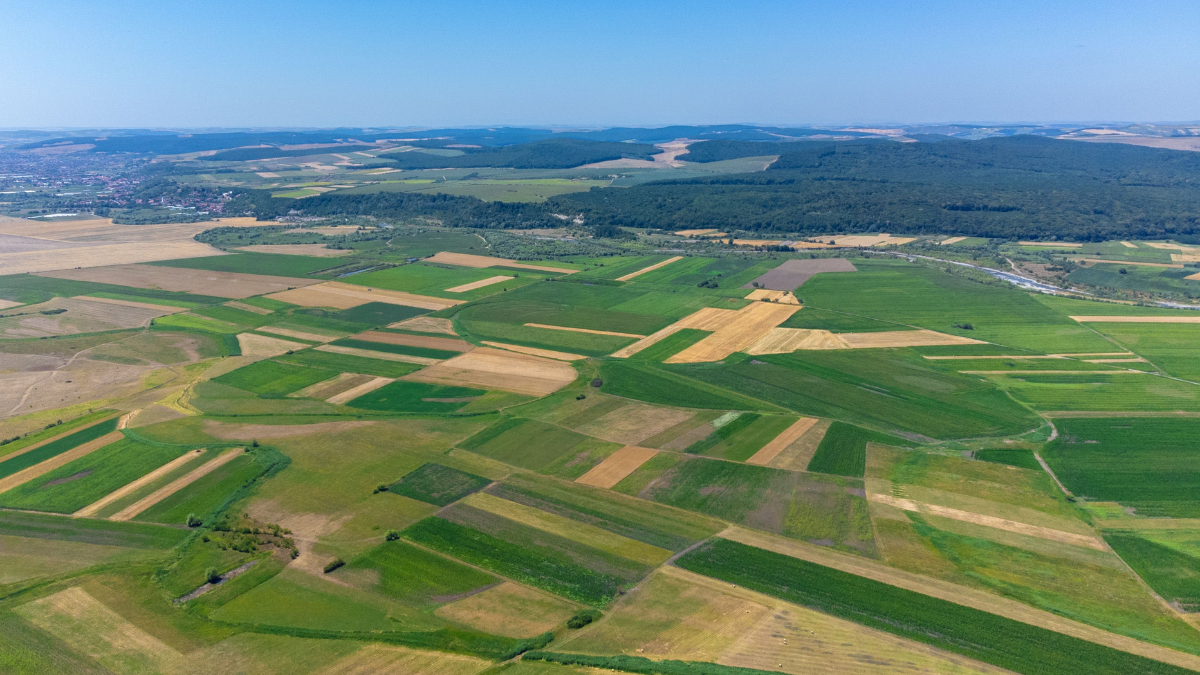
top-left (552, 137), bottom-right (1200, 240)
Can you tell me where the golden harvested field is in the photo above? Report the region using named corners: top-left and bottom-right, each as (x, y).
top-left (315, 344), bottom-right (440, 365)
top-left (38, 264), bottom-right (319, 299)
top-left (1188, 271), bottom-right (1200, 281)
top-left (434, 582), bottom-right (578, 639)
top-left (744, 289), bottom-right (800, 304)
top-left (480, 341), bottom-right (584, 361)
top-left (811, 234), bottom-right (917, 247)
top-left (747, 328), bottom-right (982, 354)
top-left (867, 492), bottom-right (1105, 550)
top-left (314, 644), bottom-right (490, 675)
top-left (0, 431), bottom-right (123, 494)
top-left (575, 445), bottom-right (659, 488)
top-left (615, 256), bottom-right (683, 281)
top-left (236, 332), bottom-right (307, 358)
top-left (718, 527), bottom-right (1200, 670)
top-left (445, 275), bottom-right (513, 293)
top-left (577, 402), bottom-right (695, 445)
top-left (526, 322), bottom-right (646, 338)
top-left (733, 239), bottom-right (782, 246)
top-left (402, 347), bottom-right (576, 396)
top-left (0, 296), bottom-right (178, 338)
top-left (766, 419), bottom-right (831, 470)
top-left (675, 229), bottom-right (720, 236)
top-left (234, 244), bottom-right (350, 257)
top-left (611, 306), bottom-right (735, 358)
top-left (0, 298), bottom-right (23, 310)
top-left (257, 325), bottom-right (342, 342)
top-left (390, 316), bottom-right (457, 335)
top-left (356, 330), bottom-right (473, 352)
top-left (74, 295), bottom-right (188, 313)
top-left (325, 376), bottom-right (394, 405)
top-left (290, 372), bottom-right (373, 400)
top-left (73, 448), bottom-right (206, 517)
top-left (839, 330), bottom-right (984, 348)
top-left (1020, 241), bottom-right (1084, 247)
top-left (747, 328), bottom-right (849, 353)
top-left (665, 302), bottom-right (800, 363)
top-left (268, 281), bottom-right (462, 310)
top-left (424, 251), bottom-right (577, 274)
top-left (1070, 315), bottom-right (1200, 323)
top-left (940, 236), bottom-right (968, 245)
top-left (15, 586), bottom-right (184, 672)
top-left (745, 417), bottom-right (818, 465)
top-left (110, 448), bottom-right (243, 521)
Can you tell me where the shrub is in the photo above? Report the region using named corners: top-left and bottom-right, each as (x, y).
top-left (323, 558), bottom-right (345, 574)
top-left (567, 609), bottom-right (601, 629)
top-left (205, 567), bottom-right (222, 584)
top-left (385, 530), bottom-right (401, 541)
top-left (186, 513), bottom-right (203, 528)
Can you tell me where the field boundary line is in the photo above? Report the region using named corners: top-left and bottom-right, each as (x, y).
top-left (325, 376), bottom-right (393, 405)
top-left (717, 526), bottom-right (1200, 670)
top-left (524, 323), bottom-right (646, 339)
top-left (0, 431), bottom-right (125, 495)
top-left (745, 417), bottom-right (817, 466)
top-left (109, 448), bottom-right (243, 521)
top-left (72, 448), bottom-right (206, 518)
top-left (480, 341), bottom-right (584, 362)
top-left (445, 275), bottom-right (513, 293)
top-left (868, 492), bottom-right (1101, 548)
top-left (0, 414), bottom-right (120, 467)
top-left (615, 256), bottom-right (683, 282)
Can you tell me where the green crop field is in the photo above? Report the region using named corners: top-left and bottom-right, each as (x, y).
top-left (0, 510), bottom-right (188, 549)
top-left (975, 447), bottom-right (1042, 470)
top-left (149, 252), bottom-right (341, 277)
top-left (780, 307), bottom-right (914, 332)
top-left (389, 463), bottom-right (491, 505)
top-left (332, 337), bottom-right (461, 360)
top-left (0, 417), bottom-right (119, 480)
top-left (677, 538), bottom-right (1198, 675)
top-left (345, 539), bottom-right (497, 603)
top-left (1106, 533), bottom-right (1200, 611)
top-left (332, 301), bottom-right (429, 326)
top-left (134, 451), bottom-right (266, 525)
top-left (1042, 418), bottom-right (1200, 517)
top-left (459, 417), bottom-right (590, 470)
top-left (273, 347), bottom-right (424, 377)
top-left (986, 372), bottom-right (1200, 412)
top-left (806, 422), bottom-right (906, 477)
top-left (213, 359), bottom-right (339, 397)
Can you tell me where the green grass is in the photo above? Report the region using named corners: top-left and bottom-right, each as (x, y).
top-left (627, 329), bottom-right (710, 362)
top-left (149, 253), bottom-right (340, 277)
top-left (191, 305), bottom-right (273, 329)
top-left (806, 422), bottom-right (906, 477)
top-left (345, 539), bottom-right (496, 603)
top-left (0, 437), bottom-right (194, 513)
top-left (800, 258), bottom-right (1115, 353)
top-left (600, 362), bottom-right (772, 411)
top-left (1085, 323), bottom-right (1200, 381)
top-left (1067, 263), bottom-right (1200, 297)
top-left (347, 381), bottom-right (486, 413)
top-left (975, 448), bottom-right (1042, 470)
top-left (615, 455), bottom-right (875, 555)
top-left (273, 348), bottom-right (423, 378)
top-left (457, 320), bottom-right (633, 357)
top-left (491, 473), bottom-right (724, 552)
top-left (134, 452), bottom-right (264, 525)
top-left (674, 351), bottom-right (1040, 439)
top-left (1106, 533), bottom-right (1200, 611)
top-left (986, 372), bottom-right (1200, 412)
top-left (0, 417), bottom-right (119, 480)
top-left (780, 307), bottom-right (912, 332)
top-left (388, 463), bottom-right (491, 506)
top-left (460, 417), bottom-right (590, 470)
top-left (331, 337), bottom-right (460, 360)
top-left (332, 302), bottom-right (428, 326)
top-left (0, 611), bottom-right (114, 675)
top-left (152, 312), bottom-right (243, 335)
top-left (403, 516), bottom-right (624, 606)
top-left (0, 410), bottom-right (113, 461)
top-left (0, 510), bottom-right (187, 549)
top-left (676, 538), bottom-right (1197, 675)
top-left (1042, 418), bottom-right (1200, 517)
top-left (347, 263), bottom-right (541, 299)
top-left (212, 359), bottom-right (338, 397)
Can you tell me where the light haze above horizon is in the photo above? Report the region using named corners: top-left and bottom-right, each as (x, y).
top-left (2, 0), bottom-right (1199, 129)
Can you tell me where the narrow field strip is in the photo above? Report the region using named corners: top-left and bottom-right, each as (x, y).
top-left (868, 492), bottom-right (1106, 550)
top-left (223, 300), bottom-right (273, 315)
top-left (289, 372), bottom-right (364, 399)
top-left (73, 295), bottom-right (188, 313)
top-left (576, 445), bottom-right (659, 488)
top-left (666, 303), bottom-right (799, 363)
top-left (960, 369), bottom-right (1147, 375)
top-left (1077, 259), bottom-right (1183, 268)
top-left (424, 251), bottom-right (577, 273)
top-left (1050, 352), bottom-right (1136, 357)
top-left (1042, 411), bottom-right (1200, 418)
top-left (390, 316), bottom-right (457, 335)
top-left (72, 448), bottom-right (206, 518)
top-left (615, 256), bottom-right (683, 281)
top-left (940, 236), bottom-right (967, 245)
top-left (314, 344), bottom-right (440, 365)
top-left (0, 415), bottom-right (119, 467)
top-left (717, 527), bottom-right (1200, 671)
top-left (924, 355), bottom-right (1064, 360)
top-left (525, 323), bottom-right (646, 338)
top-left (257, 325), bottom-right (339, 342)
top-left (403, 346), bottom-right (576, 396)
top-left (326, 376), bottom-right (393, 405)
top-left (744, 288), bottom-right (800, 304)
top-left (0, 431), bottom-right (124, 495)
top-left (745, 417), bottom-right (818, 465)
top-left (1070, 315), bottom-right (1200, 323)
top-left (236, 333), bottom-right (307, 358)
top-left (268, 281), bottom-right (462, 310)
top-left (355, 330), bottom-right (474, 352)
top-left (1120, 241), bottom-right (1139, 248)
top-left (611, 307), bottom-right (736, 358)
top-left (463, 491), bottom-right (671, 565)
top-left (445, 275), bottom-right (513, 293)
top-left (109, 448), bottom-right (243, 521)
top-left (480, 341), bottom-right (584, 361)
top-left (1020, 241), bottom-right (1084, 247)
top-left (1084, 358), bottom-right (1148, 363)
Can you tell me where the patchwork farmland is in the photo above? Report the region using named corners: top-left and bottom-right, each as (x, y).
top-left (3, 217), bottom-right (1200, 675)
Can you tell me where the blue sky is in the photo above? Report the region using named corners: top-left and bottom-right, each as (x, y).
top-left (2, 0), bottom-right (1198, 128)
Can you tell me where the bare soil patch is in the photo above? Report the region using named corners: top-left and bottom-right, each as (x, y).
top-left (38, 264), bottom-right (319, 299)
top-left (616, 256), bottom-right (683, 281)
top-left (224, 301), bottom-right (273, 315)
top-left (402, 347), bottom-right (575, 396)
top-left (810, 234), bottom-right (916, 247)
top-left (74, 295), bottom-right (188, 313)
top-left (390, 316), bottom-right (457, 335)
top-left (741, 258), bottom-right (857, 291)
top-left (356, 330), bottom-right (473, 352)
top-left (1077, 259), bottom-right (1182, 268)
top-left (289, 372), bottom-right (372, 400)
top-left (840, 330), bottom-right (984, 348)
top-left (434, 582), bottom-right (578, 638)
top-left (1120, 241), bottom-right (1139, 249)
top-left (480, 341), bottom-right (583, 361)
top-left (0, 296), bottom-right (175, 338)
top-left (940, 236), bottom-right (968, 245)
top-left (445, 275), bottom-right (513, 293)
top-left (424, 251), bottom-right (577, 274)
top-left (745, 418), bottom-right (818, 466)
top-left (576, 446), bottom-right (659, 488)
top-left (767, 419), bottom-right (831, 470)
top-left (236, 333), bottom-right (307, 358)
top-left (312, 643), bottom-right (490, 675)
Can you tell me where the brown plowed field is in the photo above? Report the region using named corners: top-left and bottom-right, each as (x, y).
top-left (390, 316), bottom-right (457, 335)
top-left (73, 295), bottom-right (188, 313)
top-left (402, 347), bottom-right (575, 396)
top-left (38, 264), bottom-right (318, 299)
top-left (576, 446), bottom-right (659, 488)
top-left (356, 330), bottom-right (473, 352)
top-left (745, 418), bottom-right (818, 465)
top-left (740, 258), bottom-right (857, 291)
top-left (424, 251), bottom-right (576, 274)
top-left (0, 296), bottom-right (177, 338)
